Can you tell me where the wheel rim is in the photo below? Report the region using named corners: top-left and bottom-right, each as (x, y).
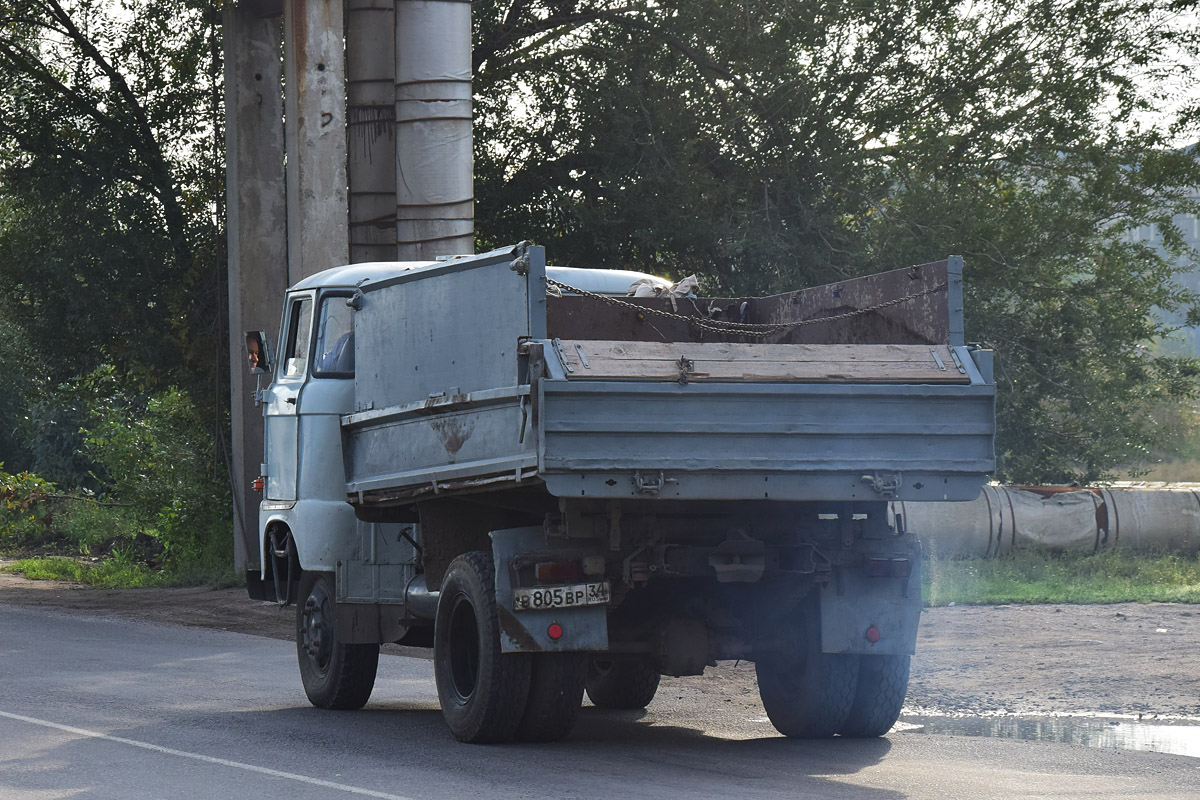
top-left (301, 584), bottom-right (334, 674)
top-left (447, 592), bottom-right (480, 702)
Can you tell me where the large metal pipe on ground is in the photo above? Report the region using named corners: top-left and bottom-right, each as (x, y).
top-left (898, 484), bottom-right (1200, 557)
top-left (1097, 486), bottom-right (1200, 554)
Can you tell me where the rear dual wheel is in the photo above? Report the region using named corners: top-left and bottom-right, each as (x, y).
top-left (756, 641), bottom-right (859, 738)
top-left (585, 657), bottom-right (661, 710)
top-left (434, 551), bottom-right (585, 743)
top-left (756, 608), bottom-right (909, 739)
top-left (517, 653), bottom-right (587, 742)
top-left (840, 654), bottom-right (911, 738)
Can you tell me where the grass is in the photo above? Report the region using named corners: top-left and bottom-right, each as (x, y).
top-left (3, 553), bottom-right (240, 589)
top-left (3, 554), bottom-right (172, 589)
top-left (924, 549), bottom-right (1200, 606)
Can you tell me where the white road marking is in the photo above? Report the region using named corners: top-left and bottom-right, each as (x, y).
top-left (0, 709), bottom-right (415, 800)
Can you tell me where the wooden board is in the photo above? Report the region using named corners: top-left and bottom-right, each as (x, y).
top-left (551, 341), bottom-right (971, 384)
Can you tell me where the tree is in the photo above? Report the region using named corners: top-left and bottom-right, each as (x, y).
top-left (472, 0), bottom-right (1200, 482)
top-left (0, 0), bottom-right (221, 385)
top-left (0, 0), bottom-right (224, 483)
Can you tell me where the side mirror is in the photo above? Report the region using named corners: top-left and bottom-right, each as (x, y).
top-left (246, 331), bottom-right (271, 375)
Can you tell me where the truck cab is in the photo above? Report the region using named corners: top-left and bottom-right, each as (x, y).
top-left (253, 259), bottom-right (672, 604)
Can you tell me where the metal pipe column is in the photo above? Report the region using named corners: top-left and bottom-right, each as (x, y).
top-left (346, 0), bottom-right (397, 263)
top-left (394, 0), bottom-right (474, 260)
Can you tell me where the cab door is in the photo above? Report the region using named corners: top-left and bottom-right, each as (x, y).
top-left (264, 292), bottom-right (314, 502)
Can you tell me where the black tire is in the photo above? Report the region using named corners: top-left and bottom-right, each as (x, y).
top-left (434, 551), bottom-right (532, 743)
top-left (585, 657), bottom-right (661, 710)
top-left (838, 654), bottom-right (911, 738)
top-left (515, 654), bottom-right (587, 742)
top-left (755, 613), bottom-right (859, 739)
top-left (296, 572), bottom-right (379, 710)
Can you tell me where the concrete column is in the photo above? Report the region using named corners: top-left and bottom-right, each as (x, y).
top-left (395, 0), bottom-right (474, 260)
top-left (284, 0), bottom-right (349, 281)
top-left (224, 4), bottom-right (287, 572)
top-left (346, 0), bottom-right (396, 263)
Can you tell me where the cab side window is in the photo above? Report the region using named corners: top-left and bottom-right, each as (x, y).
top-left (313, 295), bottom-right (354, 377)
top-left (283, 297), bottom-right (313, 377)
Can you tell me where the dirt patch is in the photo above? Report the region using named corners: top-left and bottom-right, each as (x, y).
top-left (0, 568), bottom-right (293, 639)
top-left (3, 566), bottom-right (1197, 719)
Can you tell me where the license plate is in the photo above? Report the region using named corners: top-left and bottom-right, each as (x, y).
top-left (513, 581), bottom-right (610, 612)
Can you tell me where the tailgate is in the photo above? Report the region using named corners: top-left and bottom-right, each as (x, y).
top-left (537, 340), bottom-right (994, 503)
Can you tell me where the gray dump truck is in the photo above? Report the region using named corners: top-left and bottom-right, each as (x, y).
top-left (245, 241), bottom-right (995, 743)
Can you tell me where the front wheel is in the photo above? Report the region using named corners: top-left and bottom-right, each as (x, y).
top-left (296, 572), bottom-right (379, 710)
top-left (434, 551), bottom-right (532, 743)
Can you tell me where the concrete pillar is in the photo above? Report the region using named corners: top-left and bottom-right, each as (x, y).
top-left (284, 0), bottom-right (349, 281)
top-left (346, 0), bottom-right (396, 263)
top-left (224, 4), bottom-right (287, 572)
top-left (395, 0), bottom-right (474, 260)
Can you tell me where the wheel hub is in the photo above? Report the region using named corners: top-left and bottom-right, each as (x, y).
top-left (302, 592), bottom-right (333, 671)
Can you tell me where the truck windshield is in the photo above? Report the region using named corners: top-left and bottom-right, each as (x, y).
top-left (313, 294), bottom-right (354, 376)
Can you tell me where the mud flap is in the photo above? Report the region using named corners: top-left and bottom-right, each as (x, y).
top-left (819, 539), bottom-right (922, 656)
top-left (491, 526), bottom-right (609, 653)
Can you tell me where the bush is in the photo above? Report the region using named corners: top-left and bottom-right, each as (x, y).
top-left (80, 368), bottom-right (232, 573)
top-left (56, 500), bottom-right (138, 554)
top-left (0, 466), bottom-right (55, 545)
top-left (0, 313), bottom-right (35, 471)
top-left (2, 365), bottom-right (234, 586)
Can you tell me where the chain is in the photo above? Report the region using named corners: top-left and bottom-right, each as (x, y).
top-left (545, 277), bottom-right (948, 338)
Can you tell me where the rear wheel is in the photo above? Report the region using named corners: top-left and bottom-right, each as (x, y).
top-left (585, 657), bottom-right (661, 710)
top-left (838, 654), bottom-right (911, 738)
top-left (755, 609), bottom-right (859, 739)
top-left (434, 551), bottom-right (531, 743)
top-left (516, 653), bottom-right (587, 742)
top-left (296, 572), bottom-right (379, 710)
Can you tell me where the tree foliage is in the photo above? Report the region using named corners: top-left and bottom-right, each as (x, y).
top-left (473, 0), bottom-right (1200, 482)
top-left (80, 366), bottom-right (231, 570)
top-left (0, 2), bottom-right (230, 581)
top-left (0, 0), bottom-right (221, 386)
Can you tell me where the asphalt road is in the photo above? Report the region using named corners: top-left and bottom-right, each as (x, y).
top-left (1, 604), bottom-right (1196, 800)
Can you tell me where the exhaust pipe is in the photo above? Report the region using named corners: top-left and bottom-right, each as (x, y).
top-left (405, 574), bottom-right (440, 620)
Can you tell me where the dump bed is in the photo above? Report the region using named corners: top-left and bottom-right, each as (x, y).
top-left (341, 244), bottom-right (995, 508)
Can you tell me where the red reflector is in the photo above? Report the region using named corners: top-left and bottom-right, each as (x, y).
top-left (865, 625), bottom-right (881, 644)
top-left (547, 623), bottom-right (564, 640)
top-left (536, 561), bottom-right (582, 584)
top-left (252, 477), bottom-right (264, 493)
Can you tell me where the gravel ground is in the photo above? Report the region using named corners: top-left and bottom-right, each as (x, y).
top-left (2, 566), bottom-right (1197, 720)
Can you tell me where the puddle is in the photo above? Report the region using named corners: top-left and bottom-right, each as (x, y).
top-left (898, 715), bottom-right (1200, 758)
